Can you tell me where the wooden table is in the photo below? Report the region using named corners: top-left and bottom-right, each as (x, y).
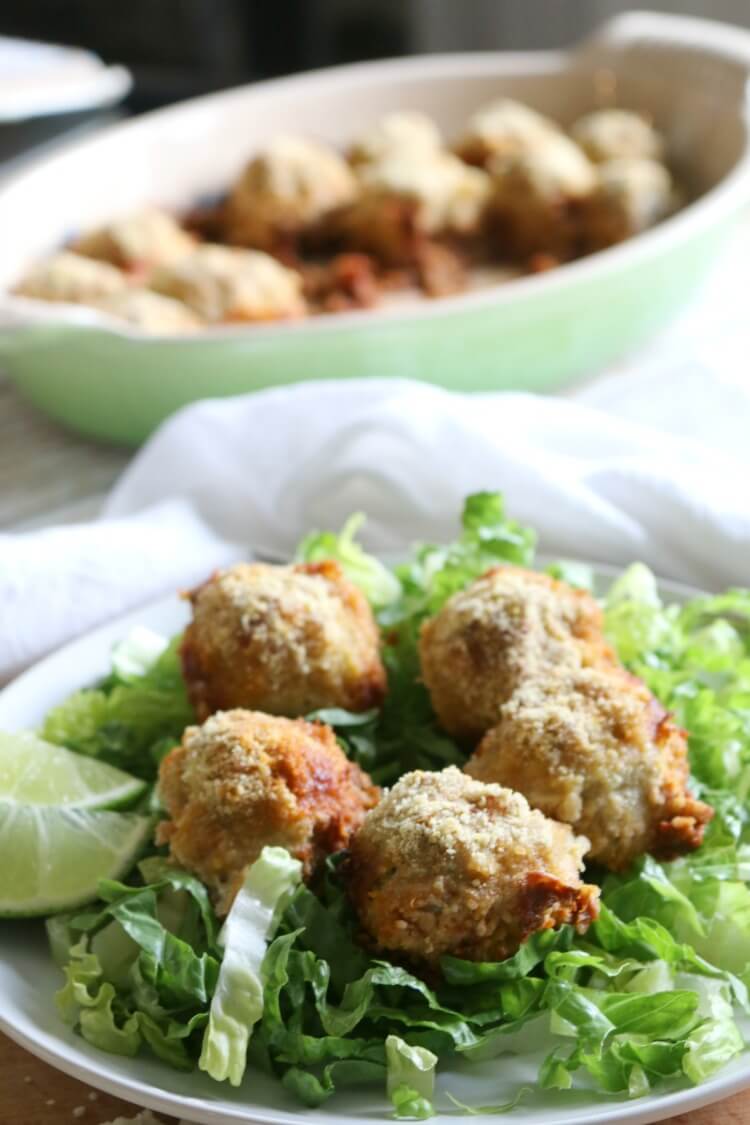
top-left (1, 1027), bottom-right (748, 1125)
top-left (0, 1033), bottom-right (180, 1125)
top-left (0, 376), bottom-right (128, 530)
top-left (1, 377), bottom-right (749, 1124)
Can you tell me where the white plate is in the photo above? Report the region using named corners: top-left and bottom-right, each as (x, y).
top-left (0, 36), bottom-right (131, 123)
top-left (1, 577), bottom-right (749, 1125)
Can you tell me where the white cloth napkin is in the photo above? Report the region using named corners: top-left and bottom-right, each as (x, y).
top-left (2, 375), bottom-right (749, 683)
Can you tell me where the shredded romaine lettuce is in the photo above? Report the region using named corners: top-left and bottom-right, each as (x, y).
top-left (50, 859), bottom-right (220, 1068)
top-left (41, 634), bottom-right (193, 778)
top-left (382, 491), bottom-right (536, 635)
top-left (296, 513), bottom-right (401, 609)
top-left (386, 1035), bottom-right (437, 1120)
top-left (199, 847), bottom-right (302, 1086)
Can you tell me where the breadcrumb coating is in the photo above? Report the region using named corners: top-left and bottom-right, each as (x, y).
top-left (348, 111), bottom-right (443, 166)
top-left (347, 767), bottom-right (598, 965)
top-left (181, 559), bottom-right (387, 720)
top-left (571, 110), bottom-right (664, 165)
top-left (488, 136), bottom-right (597, 260)
top-left (336, 151), bottom-right (490, 265)
top-left (149, 244), bottom-right (305, 322)
top-left (356, 152), bottom-right (491, 236)
top-left (13, 251), bottom-right (126, 303)
top-left (419, 565), bottom-right (610, 742)
top-left (581, 158), bottom-right (673, 250)
top-left (467, 665), bottom-right (713, 869)
top-left (225, 135), bottom-right (357, 251)
top-left (72, 207), bottom-right (195, 272)
top-left (91, 288), bottom-right (202, 332)
top-left (157, 709), bottom-right (379, 913)
top-left (456, 97), bottom-right (562, 167)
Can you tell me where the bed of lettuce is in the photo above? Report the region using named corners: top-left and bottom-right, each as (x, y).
top-left (40, 493), bottom-right (750, 1118)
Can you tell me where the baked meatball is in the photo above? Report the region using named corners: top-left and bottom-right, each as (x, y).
top-left (340, 152), bottom-right (490, 265)
top-left (487, 135), bottom-right (597, 261)
top-left (13, 251), bottom-right (126, 304)
top-left (224, 135), bottom-right (357, 252)
top-left (419, 566), bottom-right (610, 743)
top-left (91, 289), bottom-right (202, 333)
top-left (348, 111), bottom-right (442, 167)
top-left (456, 97), bottom-right (562, 167)
top-left (360, 151), bottom-right (490, 236)
top-left (71, 207), bottom-right (195, 273)
top-left (466, 665), bottom-right (713, 870)
top-left (181, 560), bottom-right (387, 720)
top-left (571, 109), bottom-right (664, 165)
top-left (148, 244), bottom-right (305, 322)
top-left (157, 709), bottom-right (379, 913)
top-left (581, 158), bottom-right (673, 251)
top-left (347, 767), bottom-right (599, 966)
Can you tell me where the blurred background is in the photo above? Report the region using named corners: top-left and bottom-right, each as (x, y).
top-left (3, 0), bottom-right (750, 114)
top-left (0, 8), bottom-right (748, 547)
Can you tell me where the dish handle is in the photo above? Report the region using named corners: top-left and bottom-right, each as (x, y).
top-left (576, 10), bottom-right (750, 101)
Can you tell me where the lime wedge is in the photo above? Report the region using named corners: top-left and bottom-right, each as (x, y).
top-left (0, 731), bottom-right (146, 809)
top-left (0, 804), bottom-right (152, 916)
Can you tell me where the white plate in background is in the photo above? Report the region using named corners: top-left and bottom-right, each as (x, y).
top-left (0, 36), bottom-right (131, 122)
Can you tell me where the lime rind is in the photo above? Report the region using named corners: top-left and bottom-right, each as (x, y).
top-left (0, 804), bottom-right (152, 917)
top-left (0, 731), bottom-right (146, 809)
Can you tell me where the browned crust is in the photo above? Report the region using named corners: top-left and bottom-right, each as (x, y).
top-left (180, 559), bottom-right (387, 721)
top-left (519, 872), bottom-right (600, 941)
top-left (158, 710), bottom-right (379, 913)
top-left (344, 767), bottom-right (599, 967)
top-left (648, 710), bottom-right (713, 860)
top-left (345, 853), bottom-right (600, 967)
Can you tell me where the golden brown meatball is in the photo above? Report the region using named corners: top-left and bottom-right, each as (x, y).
top-left (13, 251), bottom-right (126, 304)
top-left (419, 566), bottom-right (610, 743)
top-left (571, 110), bottom-right (664, 165)
top-left (581, 158), bottom-right (674, 251)
top-left (71, 207), bottom-right (195, 273)
top-left (348, 111), bottom-right (443, 167)
top-left (466, 665), bottom-right (712, 870)
top-left (91, 289), bottom-right (202, 333)
top-left (337, 152), bottom-right (491, 266)
top-left (346, 766), bottom-right (599, 966)
top-left (224, 135), bottom-right (358, 253)
top-left (181, 559), bottom-right (387, 721)
top-left (487, 135), bottom-right (597, 261)
top-left (456, 98), bottom-right (562, 168)
top-left (148, 244), bottom-right (306, 323)
top-left (157, 708), bottom-right (379, 913)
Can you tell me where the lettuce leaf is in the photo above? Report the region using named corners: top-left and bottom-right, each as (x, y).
top-left (50, 860), bottom-right (220, 1069)
top-left (296, 513), bottom-right (401, 609)
top-left (56, 938), bottom-right (141, 1057)
top-left (386, 1035), bottom-right (437, 1120)
top-left (41, 632), bottom-right (193, 779)
top-left (381, 491), bottom-right (535, 636)
top-left (682, 1015), bottom-right (744, 1083)
top-left (199, 847), bottom-right (302, 1086)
